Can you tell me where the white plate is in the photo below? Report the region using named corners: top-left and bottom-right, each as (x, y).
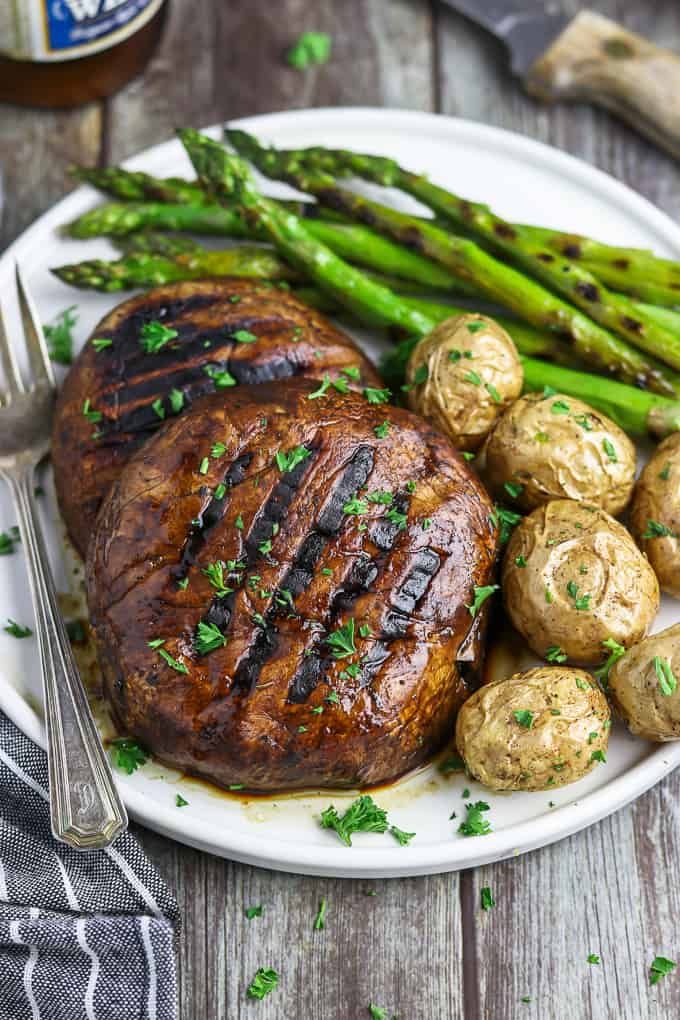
top-left (0, 108), bottom-right (678, 877)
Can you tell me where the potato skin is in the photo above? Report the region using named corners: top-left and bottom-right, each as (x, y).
top-left (484, 392), bottom-right (636, 515)
top-left (630, 433), bottom-right (680, 599)
top-left (503, 500), bottom-right (660, 665)
top-left (455, 666), bottom-right (610, 791)
top-left (406, 313), bottom-right (522, 451)
top-left (609, 623), bottom-right (680, 741)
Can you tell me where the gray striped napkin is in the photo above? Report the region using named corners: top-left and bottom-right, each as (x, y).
top-left (0, 710), bottom-right (179, 1020)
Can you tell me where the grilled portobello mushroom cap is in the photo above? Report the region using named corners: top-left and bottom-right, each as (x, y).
top-left (87, 380), bottom-right (498, 791)
top-left (52, 279), bottom-right (380, 558)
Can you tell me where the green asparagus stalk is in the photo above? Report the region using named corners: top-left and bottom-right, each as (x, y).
top-left (177, 129), bottom-right (436, 337)
top-left (225, 130), bottom-right (680, 397)
top-left (52, 246), bottom-right (299, 292)
top-left (71, 166), bottom-right (209, 204)
top-left (66, 200), bottom-right (473, 295)
top-left (228, 131), bottom-right (680, 371)
top-left (245, 138), bottom-right (680, 306)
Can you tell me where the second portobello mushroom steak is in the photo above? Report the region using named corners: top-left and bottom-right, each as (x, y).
top-left (87, 380), bottom-right (498, 791)
top-left (52, 279), bottom-right (381, 558)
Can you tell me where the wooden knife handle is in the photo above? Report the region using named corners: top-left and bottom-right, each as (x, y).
top-left (525, 10), bottom-right (680, 160)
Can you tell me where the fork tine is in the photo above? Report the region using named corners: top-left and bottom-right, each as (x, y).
top-left (0, 300), bottom-right (25, 398)
top-left (15, 263), bottom-right (55, 388)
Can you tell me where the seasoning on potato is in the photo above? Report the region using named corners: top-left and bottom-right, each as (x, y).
top-left (405, 313), bottom-right (523, 451)
top-left (455, 665), bottom-right (610, 791)
top-left (609, 623), bottom-right (680, 741)
top-left (484, 391), bottom-right (637, 515)
top-left (630, 433), bottom-right (680, 599)
top-left (503, 499), bottom-right (660, 665)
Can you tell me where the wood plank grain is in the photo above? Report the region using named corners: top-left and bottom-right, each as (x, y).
top-left (0, 103), bottom-right (102, 250)
top-left (104, 0), bottom-right (435, 163)
top-left (436, 1), bottom-right (680, 1016)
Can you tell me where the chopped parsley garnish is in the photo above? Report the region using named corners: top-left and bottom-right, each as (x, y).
top-left (481, 887), bottom-right (495, 910)
top-left (151, 398), bottom-right (165, 419)
top-left (44, 305), bottom-right (78, 364)
top-left (258, 538), bottom-right (273, 555)
top-left (546, 646), bottom-right (567, 663)
top-left (175, 794), bottom-right (188, 807)
top-left (542, 385), bottom-right (557, 398)
top-left (325, 619), bottom-right (357, 659)
top-left (566, 581), bottom-right (591, 611)
top-left (643, 519), bottom-right (677, 539)
top-left (325, 690), bottom-right (340, 705)
top-left (385, 507), bottom-right (407, 530)
top-left (566, 580), bottom-right (579, 599)
top-left (458, 800), bottom-right (492, 837)
top-left (374, 421), bottom-right (390, 439)
top-left (92, 336), bottom-right (112, 353)
top-left (204, 364), bottom-right (237, 388)
top-left (358, 623), bottom-right (372, 638)
top-left (649, 956), bottom-right (676, 986)
top-left (545, 588), bottom-right (554, 604)
top-left (169, 388), bottom-right (184, 413)
top-left (594, 637), bottom-right (625, 682)
top-left (368, 1006), bottom-right (389, 1020)
top-left (321, 567), bottom-right (333, 576)
top-left (390, 824), bottom-right (415, 846)
top-left (574, 413), bottom-right (593, 431)
top-left (490, 506), bottom-right (522, 544)
top-left (211, 442), bottom-right (227, 458)
top-left (321, 795), bottom-right (388, 846)
top-left (412, 364), bottom-right (428, 386)
top-left (202, 561), bottom-right (233, 597)
top-left (466, 321), bottom-right (485, 333)
top-left (464, 370), bottom-right (481, 386)
top-left (4, 619), bottom-right (32, 638)
top-left (246, 967), bottom-right (279, 1000)
top-left (308, 374), bottom-right (332, 400)
top-left (215, 484), bottom-right (227, 501)
top-left (590, 750), bottom-right (606, 764)
top-left (659, 462), bottom-right (671, 481)
top-left (363, 386), bottom-right (391, 405)
top-left (602, 438), bottom-right (618, 462)
top-left (462, 452), bottom-right (475, 461)
top-left (110, 737), bottom-right (147, 774)
top-left (194, 621), bottom-right (227, 655)
top-left (286, 30), bottom-right (331, 69)
top-left (654, 655), bottom-right (677, 696)
top-left (535, 431), bottom-right (549, 443)
top-left (0, 526), bottom-right (20, 556)
top-left (82, 398), bottom-right (102, 424)
top-left (341, 365), bottom-right (361, 380)
top-left (343, 496), bottom-right (369, 516)
top-left (513, 709), bottom-right (534, 729)
top-left (504, 481), bottom-right (524, 500)
top-left (313, 899), bottom-right (327, 930)
top-left (276, 445), bottom-right (311, 473)
top-left (551, 399), bottom-right (570, 415)
top-left (439, 754), bottom-right (465, 774)
top-left (515, 555), bottom-right (527, 568)
top-left (199, 456), bottom-right (209, 475)
top-left (485, 381), bottom-right (502, 403)
top-left (245, 905), bottom-right (263, 920)
top-left (367, 490), bottom-right (393, 505)
top-left (466, 584), bottom-right (499, 617)
top-left (233, 329), bottom-right (257, 343)
top-left (158, 647), bottom-right (189, 674)
top-left (140, 320), bottom-right (178, 354)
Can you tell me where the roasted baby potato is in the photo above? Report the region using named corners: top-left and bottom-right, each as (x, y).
top-left (503, 500), bottom-right (659, 665)
top-left (455, 665), bottom-right (610, 791)
top-left (484, 391), bottom-right (636, 515)
top-left (609, 623), bottom-right (680, 741)
top-left (406, 313), bottom-right (522, 451)
top-left (630, 433), bottom-right (680, 599)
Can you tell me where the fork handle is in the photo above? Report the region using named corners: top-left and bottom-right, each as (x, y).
top-left (8, 470), bottom-right (127, 849)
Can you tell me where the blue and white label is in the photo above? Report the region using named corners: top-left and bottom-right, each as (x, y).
top-left (1, 0), bottom-right (164, 62)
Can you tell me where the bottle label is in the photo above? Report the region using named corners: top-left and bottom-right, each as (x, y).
top-left (1, 0), bottom-right (164, 63)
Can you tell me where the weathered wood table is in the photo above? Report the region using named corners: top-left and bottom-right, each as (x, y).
top-left (2, 2), bottom-right (680, 1016)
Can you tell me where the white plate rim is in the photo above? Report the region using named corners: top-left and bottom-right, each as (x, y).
top-left (1, 105), bottom-right (679, 877)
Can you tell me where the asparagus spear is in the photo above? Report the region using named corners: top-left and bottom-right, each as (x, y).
top-left (71, 165), bottom-right (209, 204)
top-left (226, 131), bottom-right (680, 372)
top-left (225, 130), bottom-right (680, 397)
top-left (241, 138), bottom-right (680, 306)
top-left (52, 246), bottom-right (299, 292)
top-left (177, 129), bottom-right (436, 337)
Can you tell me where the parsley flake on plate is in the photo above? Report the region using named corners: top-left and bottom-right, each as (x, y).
top-left (276, 445), bottom-right (311, 473)
top-left (513, 709), bottom-right (534, 729)
top-left (367, 490), bottom-right (393, 505)
top-left (458, 800), bottom-right (492, 837)
top-left (325, 619), bottom-right (357, 659)
top-left (0, 526), bottom-right (20, 556)
top-left (44, 305), bottom-right (78, 364)
top-left (593, 637), bottom-right (625, 683)
top-left (4, 619), bottom-right (32, 638)
top-left (504, 481), bottom-right (524, 500)
top-left (374, 421), bottom-right (390, 439)
top-left (587, 953), bottom-right (600, 965)
top-left (546, 646), bottom-right (567, 664)
top-left (466, 584), bottom-right (499, 617)
top-left (602, 438), bottom-right (618, 462)
top-left (194, 621), bottom-right (227, 655)
top-left (654, 655), bottom-right (677, 696)
top-left (169, 388), bottom-right (184, 413)
top-left (551, 399), bottom-right (570, 415)
top-left (343, 496), bottom-right (369, 516)
top-left (246, 967), bottom-right (279, 1000)
top-left (643, 519), bottom-right (677, 539)
top-left (245, 905), bottom-right (263, 920)
top-left (481, 886), bottom-right (495, 910)
top-left (176, 794), bottom-right (188, 807)
top-left (110, 737), bottom-right (147, 775)
top-left (92, 336), bottom-right (112, 353)
top-left (82, 398), bottom-right (102, 424)
top-left (204, 364), bottom-right (237, 388)
top-left (385, 507), bottom-right (407, 530)
top-left (650, 956), bottom-right (676, 986)
top-left (313, 899), bottom-right (327, 930)
top-left (233, 329), bottom-right (257, 343)
top-left (140, 320), bottom-right (178, 354)
top-left (151, 398), bottom-right (165, 420)
top-left (308, 374), bottom-right (332, 400)
top-left (363, 386), bottom-right (391, 405)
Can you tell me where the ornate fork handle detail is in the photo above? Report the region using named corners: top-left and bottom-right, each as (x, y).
top-left (7, 469), bottom-right (127, 849)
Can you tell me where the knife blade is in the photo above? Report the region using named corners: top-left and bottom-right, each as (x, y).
top-left (441, 0), bottom-right (570, 76)
top-left (439, 1), bottom-right (680, 161)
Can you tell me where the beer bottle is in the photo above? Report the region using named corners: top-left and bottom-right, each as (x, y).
top-left (0, 0), bottom-right (167, 109)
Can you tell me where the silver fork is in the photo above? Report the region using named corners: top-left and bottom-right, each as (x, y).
top-left (0, 265), bottom-right (127, 849)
